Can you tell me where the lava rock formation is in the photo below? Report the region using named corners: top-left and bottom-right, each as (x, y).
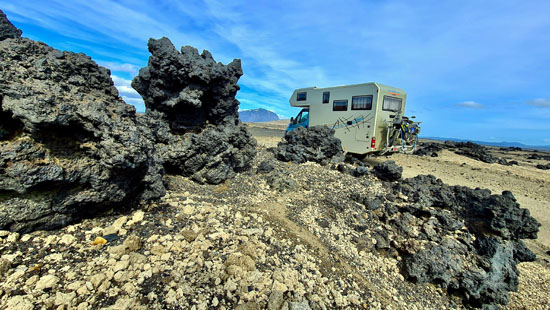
top-left (387, 175), bottom-right (540, 308)
top-left (132, 37), bottom-right (257, 184)
top-left (373, 160), bottom-right (403, 181)
top-left (413, 141), bottom-right (443, 157)
top-left (275, 126), bottom-right (344, 164)
top-left (0, 12), bottom-right (165, 232)
top-left (0, 10), bottom-right (21, 41)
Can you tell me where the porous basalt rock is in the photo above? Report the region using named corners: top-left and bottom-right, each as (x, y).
top-left (527, 153), bottom-right (550, 160)
top-left (0, 10), bottom-right (22, 41)
top-left (257, 160), bottom-right (276, 174)
top-left (448, 141), bottom-right (509, 165)
top-left (133, 37), bottom-right (256, 184)
top-left (332, 163), bottom-right (370, 178)
top-left (413, 142), bottom-right (443, 157)
top-left (0, 31), bottom-right (165, 232)
top-left (275, 126), bottom-right (344, 164)
top-left (133, 37), bottom-right (242, 129)
top-left (373, 160), bottom-right (402, 181)
top-left (386, 175), bottom-right (540, 308)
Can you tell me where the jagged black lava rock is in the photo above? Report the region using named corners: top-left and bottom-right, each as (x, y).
top-left (0, 28), bottom-right (165, 232)
top-left (350, 193), bottom-right (383, 211)
top-left (536, 163), bottom-right (550, 170)
top-left (0, 10), bottom-right (22, 41)
top-left (133, 37), bottom-right (243, 129)
top-left (413, 142), bottom-right (443, 157)
top-left (527, 153), bottom-right (550, 160)
top-left (257, 160), bottom-right (276, 174)
top-left (388, 174), bottom-right (540, 308)
top-left (450, 141), bottom-right (509, 165)
top-left (275, 126), bottom-right (344, 165)
top-left (133, 37), bottom-right (257, 184)
top-left (353, 166), bottom-right (369, 177)
top-left (332, 163), bottom-right (370, 178)
top-left (373, 160), bottom-right (403, 181)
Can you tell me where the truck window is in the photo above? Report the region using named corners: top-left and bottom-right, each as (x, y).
top-left (322, 92), bottom-right (330, 103)
top-left (297, 92), bottom-right (307, 101)
top-left (333, 100), bottom-right (348, 111)
top-left (351, 95), bottom-right (372, 110)
top-left (382, 96), bottom-right (402, 112)
top-left (298, 110), bottom-right (309, 124)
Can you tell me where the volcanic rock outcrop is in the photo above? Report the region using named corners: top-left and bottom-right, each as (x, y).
top-left (132, 37), bottom-right (256, 184)
top-left (413, 141), bottom-right (443, 157)
top-left (527, 153), bottom-right (550, 160)
top-left (385, 175), bottom-right (540, 308)
top-left (275, 125), bottom-right (344, 164)
top-left (446, 141), bottom-right (510, 165)
top-left (0, 10), bottom-right (21, 41)
top-left (0, 13), bottom-right (165, 232)
top-left (373, 160), bottom-right (403, 181)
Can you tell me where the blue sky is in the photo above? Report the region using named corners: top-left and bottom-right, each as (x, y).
top-left (2, 0), bottom-right (550, 145)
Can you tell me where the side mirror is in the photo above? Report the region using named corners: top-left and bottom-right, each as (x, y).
top-left (290, 117), bottom-right (295, 124)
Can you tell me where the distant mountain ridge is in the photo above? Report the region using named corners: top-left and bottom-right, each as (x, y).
top-left (422, 136), bottom-right (550, 151)
top-left (239, 108), bottom-right (279, 122)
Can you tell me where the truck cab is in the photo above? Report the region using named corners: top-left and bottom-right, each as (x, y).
top-left (285, 108), bottom-right (309, 133)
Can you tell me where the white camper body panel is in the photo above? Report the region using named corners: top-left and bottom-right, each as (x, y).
top-left (289, 82), bottom-right (407, 154)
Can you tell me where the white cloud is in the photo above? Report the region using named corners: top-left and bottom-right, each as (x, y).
top-left (99, 61), bottom-right (139, 75)
top-left (111, 75), bottom-right (143, 103)
top-left (527, 98), bottom-right (550, 107)
top-left (111, 75), bottom-right (144, 112)
top-left (122, 97), bottom-right (145, 113)
top-left (201, 0), bottom-right (331, 114)
top-left (111, 75), bottom-right (132, 87)
top-left (455, 101), bottom-right (484, 109)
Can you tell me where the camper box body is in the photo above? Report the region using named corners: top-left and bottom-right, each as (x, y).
top-left (287, 82), bottom-right (407, 154)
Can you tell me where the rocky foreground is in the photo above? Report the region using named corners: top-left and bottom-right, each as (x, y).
top-left (0, 146), bottom-right (543, 310)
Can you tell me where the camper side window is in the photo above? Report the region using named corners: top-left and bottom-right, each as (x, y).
top-left (333, 100), bottom-right (348, 111)
top-left (297, 92), bottom-right (307, 101)
top-left (322, 92), bottom-right (330, 103)
top-left (382, 96), bottom-right (402, 112)
top-left (351, 95), bottom-right (372, 110)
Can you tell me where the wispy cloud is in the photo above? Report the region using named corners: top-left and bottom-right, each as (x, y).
top-left (123, 97), bottom-right (145, 113)
top-left (455, 101), bottom-right (484, 109)
top-left (100, 61), bottom-right (139, 75)
top-left (111, 75), bottom-right (144, 109)
top-left (527, 98), bottom-right (550, 107)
